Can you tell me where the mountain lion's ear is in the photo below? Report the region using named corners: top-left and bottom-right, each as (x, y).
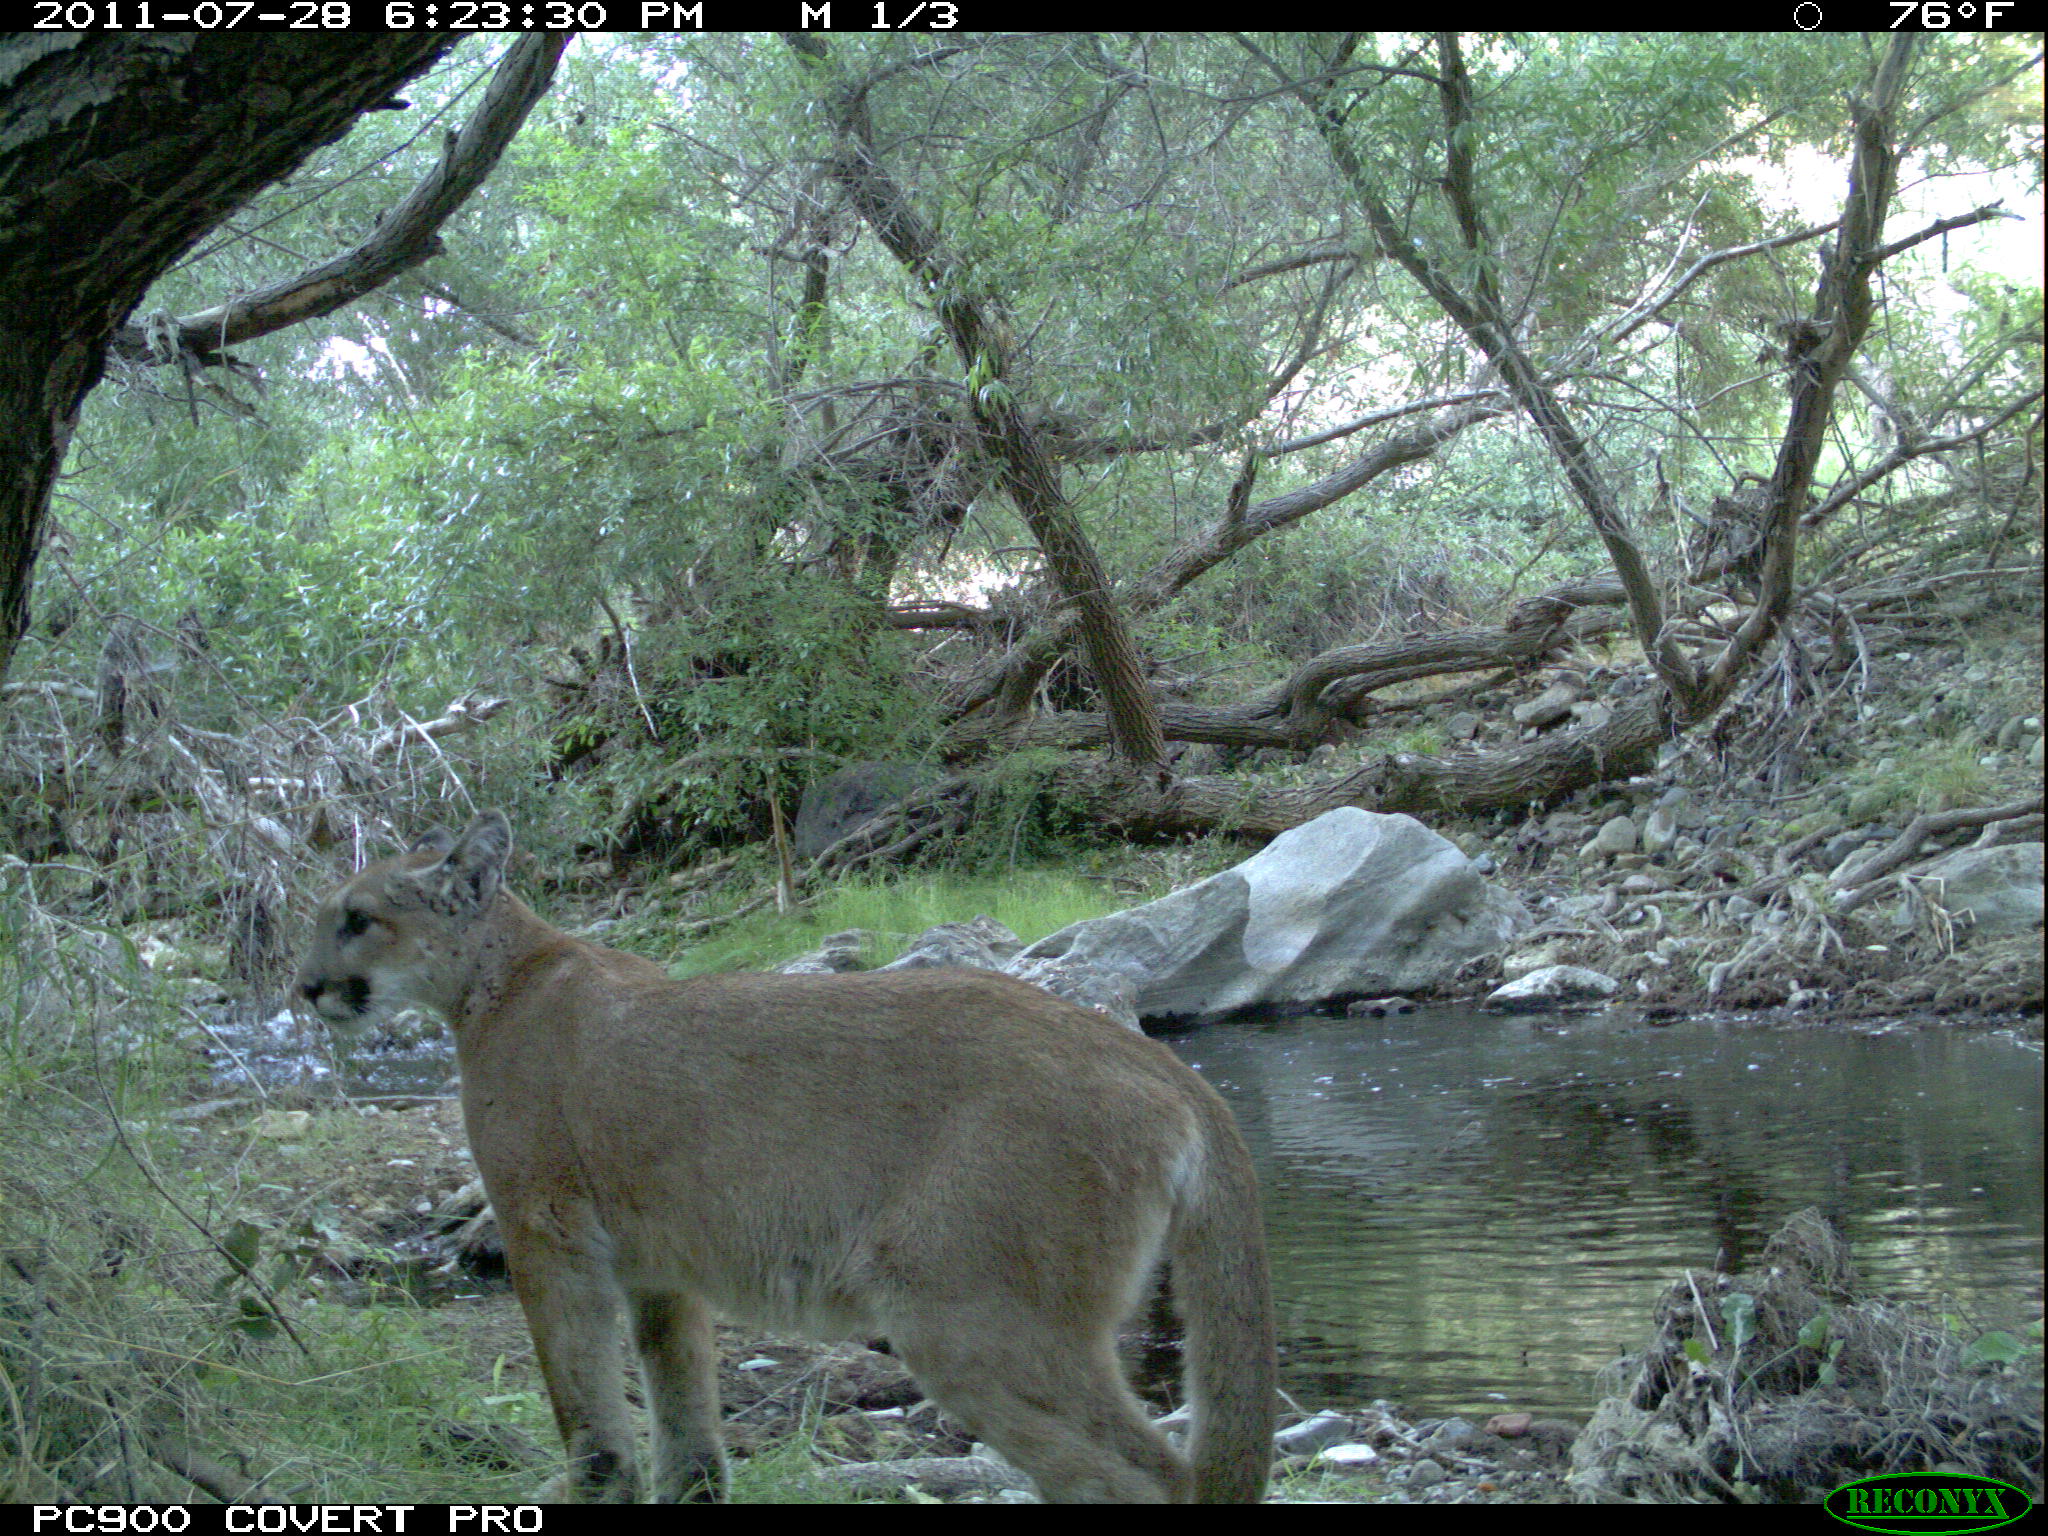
top-left (404, 812), bottom-right (511, 912)
top-left (409, 826), bottom-right (458, 859)
top-left (442, 811), bottom-right (512, 909)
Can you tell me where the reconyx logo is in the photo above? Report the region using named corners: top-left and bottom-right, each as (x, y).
top-left (1825, 1473), bottom-right (2031, 1534)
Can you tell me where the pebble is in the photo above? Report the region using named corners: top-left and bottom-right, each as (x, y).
top-left (1406, 1459), bottom-right (1447, 1490)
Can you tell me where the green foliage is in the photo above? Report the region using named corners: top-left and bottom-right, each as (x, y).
top-left (666, 864), bottom-right (1131, 977)
top-left (1958, 1329), bottom-right (2029, 1370)
top-left (0, 935), bottom-right (553, 1502)
top-left (19, 31), bottom-right (2036, 913)
top-left (587, 569), bottom-right (937, 856)
top-left (920, 748), bottom-right (1096, 871)
top-left (11, 40), bottom-right (2040, 1509)
top-left (38, 32), bottom-right (2036, 757)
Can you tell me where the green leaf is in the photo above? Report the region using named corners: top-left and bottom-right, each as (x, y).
top-left (221, 1219), bottom-right (263, 1276)
top-left (1720, 1292), bottom-right (1758, 1351)
top-left (1796, 1309), bottom-right (1832, 1350)
top-left (1960, 1330), bottom-right (2027, 1368)
top-left (230, 1295), bottom-right (278, 1339)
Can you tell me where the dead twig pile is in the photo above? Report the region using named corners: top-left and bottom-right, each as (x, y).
top-left (1, 636), bottom-right (506, 997)
top-left (1569, 1209), bottom-right (2042, 1504)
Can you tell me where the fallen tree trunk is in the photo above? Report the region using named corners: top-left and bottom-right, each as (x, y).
top-left (1031, 689), bottom-right (1670, 841)
top-left (945, 578), bottom-right (1628, 757)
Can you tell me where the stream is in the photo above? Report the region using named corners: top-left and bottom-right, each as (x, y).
top-left (1167, 1006), bottom-right (2043, 1419)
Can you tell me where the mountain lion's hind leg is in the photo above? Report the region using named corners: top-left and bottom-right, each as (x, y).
top-left (893, 1313), bottom-right (1189, 1503)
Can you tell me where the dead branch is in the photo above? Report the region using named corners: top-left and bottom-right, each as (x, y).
top-left (946, 392), bottom-right (1509, 723)
top-left (1802, 387), bottom-right (2046, 535)
top-left (1597, 220), bottom-right (1841, 354)
top-left (139, 1415), bottom-right (261, 1504)
top-left (0, 679), bottom-right (97, 702)
top-left (949, 578), bottom-right (1626, 757)
top-left (1832, 794), bottom-right (2044, 913)
top-left (367, 693), bottom-right (508, 761)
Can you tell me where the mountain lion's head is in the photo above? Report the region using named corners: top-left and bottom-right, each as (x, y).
top-left (295, 812), bottom-right (512, 1030)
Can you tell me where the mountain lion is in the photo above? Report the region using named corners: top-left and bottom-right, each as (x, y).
top-left (295, 812), bottom-right (1275, 1503)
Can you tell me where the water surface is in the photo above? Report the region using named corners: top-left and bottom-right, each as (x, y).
top-left (1167, 1007), bottom-right (2043, 1419)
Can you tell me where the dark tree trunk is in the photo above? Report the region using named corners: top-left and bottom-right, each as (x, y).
top-left (0, 34), bottom-right (457, 684)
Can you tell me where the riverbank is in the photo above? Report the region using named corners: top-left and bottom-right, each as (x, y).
top-left (5, 602), bottom-right (2035, 1504)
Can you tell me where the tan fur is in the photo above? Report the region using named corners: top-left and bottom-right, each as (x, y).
top-left (295, 812), bottom-right (1275, 1503)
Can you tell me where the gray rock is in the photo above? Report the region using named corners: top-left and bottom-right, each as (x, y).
top-left (1823, 829), bottom-right (1885, 874)
top-left (1907, 843), bottom-right (2044, 937)
top-left (1345, 996), bottom-right (1418, 1017)
top-left (1501, 942), bottom-right (1566, 979)
top-left (1485, 965), bottom-right (1621, 1011)
top-left (1640, 805), bottom-right (1679, 858)
top-left (1003, 957), bottom-right (1141, 1033)
top-left (1275, 1411), bottom-right (1356, 1456)
top-left (1582, 814), bottom-right (1638, 860)
top-left (1445, 710), bottom-right (1482, 741)
top-left (1544, 810), bottom-right (1588, 843)
top-left (1568, 700), bottom-right (1612, 732)
top-left (1315, 1443), bottom-right (1381, 1468)
top-left (877, 915), bottom-right (1022, 972)
top-left (1513, 682), bottom-right (1581, 728)
top-left (1425, 1417), bottom-right (1480, 1451)
top-left (1007, 809), bottom-right (1528, 1022)
top-left (776, 929), bottom-right (871, 974)
top-left (1656, 785), bottom-right (1704, 827)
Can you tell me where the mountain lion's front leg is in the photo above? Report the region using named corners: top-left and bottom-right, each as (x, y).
top-left (507, 1235), bottom-right (640, 1502)
top-left (632, 1290), bottom-right (728, 1501)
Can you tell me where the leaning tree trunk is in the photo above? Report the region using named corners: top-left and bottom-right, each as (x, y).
top-left (0, 35), bottom-right (456, 686)
top-left (789, 33), bottom-right (1168, 771)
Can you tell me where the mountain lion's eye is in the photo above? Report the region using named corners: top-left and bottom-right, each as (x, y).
top-left (339, 910), bottom-right (371, 939)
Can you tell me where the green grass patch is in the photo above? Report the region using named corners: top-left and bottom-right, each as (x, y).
top-left (1838, 736), bottom-right (1993, 823)
top-left (668, 867), bottom-right (1140, 976)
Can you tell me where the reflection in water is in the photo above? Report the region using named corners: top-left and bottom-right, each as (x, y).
top-left (1168, 1008), bottom-right (2043, 1419)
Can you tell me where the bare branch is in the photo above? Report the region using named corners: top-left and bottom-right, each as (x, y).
top-left (108, 35), bottom-right (568, 368)
top-left (1802, 386), bottom-right (2046, 532)
top-left (1871, 201), bottom-right (2015, 264)
top-left (1597, 221), bottom-right (1840, 353)
top-left (1264, 386), bottom-right (1507, 456)
top-left (367, 693), bottom-right (508, 761)
top-left (1833, 795), bottom-right (2044, 912)
top-left (1222, 245), bottom-right (1365, 291)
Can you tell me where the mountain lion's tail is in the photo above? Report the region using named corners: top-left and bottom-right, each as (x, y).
top-left (1172, 1111), bottom-right (1277, 1503)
